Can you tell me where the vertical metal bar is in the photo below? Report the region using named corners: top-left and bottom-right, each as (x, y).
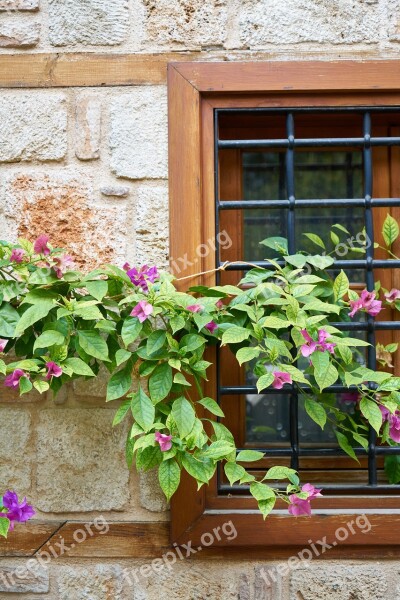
top-left (363, 112), bottom-right (378, 486)
top-left (286, 113), bottom-right (299, 470)
top-left (214, 109), bottom-right (221, 286)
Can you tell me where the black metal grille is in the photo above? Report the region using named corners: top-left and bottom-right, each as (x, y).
top-left (214, 107), bottom-right (400, 495)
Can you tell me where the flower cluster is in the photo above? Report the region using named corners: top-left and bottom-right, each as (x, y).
top-left (300, 329), bottom-right (336, 357)
top-left (380, 406), bottom-right (400, 443)
top-left (349, 290), bottom-right (382, 318)
top-left (288, 484), bottom-right (323, 516)
top-left (124, 265), bottom-right (159, 292)
top-left (0, 491), bottom-right (35, 536)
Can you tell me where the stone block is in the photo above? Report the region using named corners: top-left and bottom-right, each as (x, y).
top-left (110, 88), bottom-right (168, 180)
top-left (57, 565), bottom-right (124, 600)
top-left (134, 182), bottom-right (169, 268)
top-left (35, 409), bottom-right (130, 511)
top-left (0, 408), bottom-right (31, 491)
top-left (75, 95), bottom-right (102, 161)
top-left (0, 564), bottom-right (49, 593)
top-left (290, 563), bottom-right (387, 599)
top-left (0, 93), bottom-right (67, 162)
top-left (0, 0), bottom-right (39, 10)
top-left (49, 0), bottom-right (129, 46)
top-left (237, 0), bottom-right (381, 47)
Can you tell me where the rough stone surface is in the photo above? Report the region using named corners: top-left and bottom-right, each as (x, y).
top-left (0, 0), bottom-right (39, 10)
top-left (139, 469), bottom-right (168, 512)
top-left (387, 0), bottom-right (400, 41)
top-left (255, 566), bottom-right (282, 600)
top-left (58, 565), bottom-right (124, 599)
top-left (100, 185), bottom-right (130, 198)
top-left (134, 183), bottom-right (169, 268)
top-left (0, 93), bottom-right (67, 162)
top-left (110, 88), bottom-right (168, 180)
top-left (0, 408), bottom-right (31, 491)
top-left (73, 364), bottom-right (109, 398)
top-left (35, 409), bottom-right (130, 511)
top-left (237, 0), bottom-right (381, 47)
top-left (75, 95), bottom-right (102, 160)
top-left (290, 564), bottom-right (387, 599)
top-left (141, 0), bottom-right (227, 49)
top-left (0, 565), bottom-right (49, 593)
top-left (2, 170), bottom-right (128, 268)
top-left (49, 0), bottom-right (129, 46)
top-left (0, 20), bottom-right (40, 47)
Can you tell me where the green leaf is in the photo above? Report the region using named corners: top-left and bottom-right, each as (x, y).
top-left (335, 431), bottom-right (358, 462)
top-left (170, 315), bottom-right (185, 334)
top-left (33, 330), bottom-right (64, 352)
top-left (260, 236), bottom-right (288, 254)
top-left (256, 372), bottom-right (274, 393)
top-left (304, 397), bottom-right (327, 430)
top-left (332, 223), bottom-right (350, 235)
top-left (224, 462), bottom-right (247, 486)
top-left (385, 455), bottom-right (400, 484)
top-left (311, 351), bottom-right (338, 392)
top-left (360, 397), bottom-right (383, 434)
top-left (180, 334), bottom-right (206, 352)
top-left (303, 233), bottom-right (326, 250)
top-left (171, 397), bottom-right (196, 438)
top-left (0, 517), bottom-right (10, 538)
top-left (158, 459), bottom-right (181, 501)
top-left (63, 358), bottom-right (95, 377)
top-left (112, 397), bottom-right (132, 426)
top-left (305, 255), bottom-right (335, 270)
top-left (106, 365), bottom-right (132, 401)
top-left (121, 318), bottom-right (142, 347)
top-left (330, 231), bottom-right (340, 246)
top-left (0, 304), bottom-right (19, 337)
top-left (33, 380), bottom-right (50, 394)
top-left (236, 450), bottom-right (264, 462)
top-left (0, 360), bottom-right (5, 376)
top-left (173, 372), bottom-right (191, 387)
top-left (200, 441), bottom-right (235, 460)
top-left (258, 497), bottom-right (276, 519)
top-left (149, 363), bottom-right (173, 403)
top-left (198, 397), bottom-right (225, 417)
top-left (86, 280), bottom-right (108, 301)
top-left (250, 481), bottom-right (275, 501)
top-left (77, 331), bottom-right (109, 361)
top-left (382, 213), bottom-right (399, 246)
top-left (333, 270), bottom-right (349, 301)
top-left (114, 349), bottom-right (132, 368)
top-left (131, 387), bottom-right (155, 431)
top-left (235, 347), bottom-right (260, 366)
top-left (182, 453), bottom-right (215, 484)
top-left (263, 466), bottom-right (298, 481)
top-left (261, 316), bottom-right (288, 329)
top-left (136, 445), bottom-right (163, 471)
top-left (19, 376), bottom-right (32, 395)
top-left (279, 364), bottom-right (309, 385)
top-left (15, 303), bottom-right (55, 336)
top-left (211, 421), bottom-right (235, 445)
top-left (221, 326), bottom-right (252, 345)
top-left (146, 331), bottom-right (166, 356)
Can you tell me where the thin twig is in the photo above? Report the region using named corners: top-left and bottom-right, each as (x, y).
top-left (175, 260), bottom-right (262, 282)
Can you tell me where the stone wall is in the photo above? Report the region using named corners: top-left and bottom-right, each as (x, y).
top-left (1, 0), bottom-right (400, 598)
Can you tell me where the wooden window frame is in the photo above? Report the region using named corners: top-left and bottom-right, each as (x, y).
top-left (168, 61), bottom-right (400, 553)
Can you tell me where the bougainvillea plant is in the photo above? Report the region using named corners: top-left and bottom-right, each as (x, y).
top-left (0, 491), bottom-right (35, 538)
top-left (1, 216), bottom-right (400, 520)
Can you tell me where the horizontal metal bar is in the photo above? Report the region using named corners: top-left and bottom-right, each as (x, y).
top-left (219, 484), bottom-right (400, 493)
top-left (220, 384), bottom-right (358, 396)
top-left (222, 259), bottom-right (400, 271)
top-left (329, 321), bottom-right (400, 331)
top-left (219, 137), bottom-right (400, 150)
top-left (216, 106), bottom-right (400, 115)
top-left (219, 198), bottom-right (400, 210)
top-left (232, 446), bottom-right (400, 457)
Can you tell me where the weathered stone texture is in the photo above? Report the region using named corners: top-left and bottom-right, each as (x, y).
top-left (237, 0), bottom-right (381, 47)
top-left (0, 0), bottom-right (39, 9)
top-left (0, 20), bottom-right (40, 47)
top-left (387, 0), bottom-right (400, 40)
top-left (135, 183), bottom-right (169, 267)
top-left (0, 565), bottom-right (49, 593)
top-left (100, 185), bottom-right (130, 198)
top-left (110, 88), bottom-right (168, 180)
top-left (49, 0), bottom-right (129, 46)
top-left (58, 565), bottom-right (124, 600)
top-left (75, 95), bottom-right (102, 160)
top-left (0, 408), bottom-right (31, 491)
top-left (2, 170), bottom-right (128, 268)
top-left (290, 564), bottom-right (387, 599)
top-left (139, 469), bottom-right (168, 512)
top-left (35, 409), bottom-right (130, 511)
top-left (141, 0), bottom-right (227, 48)
top-left (0, 93), bottom-right (67, 162)
top-left (254, 566), bottom-right (282, 600)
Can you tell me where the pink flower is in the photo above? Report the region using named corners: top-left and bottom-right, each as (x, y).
top-left (340, 392), bottom-right (360, 404)
top-left (33, 235), bottom-right (51, 256)
top-left (385, 289), bottom-right (400, 303)
top-left (215, 300), bottom-right (224, 309)
top-left (2, 491), bottom-right (35, 531)
top-left (130, 300), bottom-right (153, 323)
top-left (380, 405), bottom-right (400, 443)
top-left (4, 369), bottom-right (27, 388)
top-left (187, 304), bottom-right (202, 313)
top-left (155, 431), bottom-right (172, 452)
top-left (301, 483), bottom-right (323, 500)
top-left (272, 371), bottom-right (292, 389)
top-left (300, 329), bottom-right (336, 357)
top-left (205, 321), bottom-right (218, 334)
top-left (53, 254), bottom-right (74, 279)
top-left (0, 339), bottom-right (8, 353)
top-left (45, 362), bottom-right (63, 380)
top-left (127, 265), bottom-right (159, 292)
top-left (123, 262), bottom-right (131, 272)
top-left (349, 290), bottom-right (382, 318)
top-left (10, 248), bottom-right (25, 263)
top-left (288, 483), bottom-right (322, 516)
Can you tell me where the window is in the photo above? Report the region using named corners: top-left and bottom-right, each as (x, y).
top-left (168, 61), bottom-right (400, 551)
